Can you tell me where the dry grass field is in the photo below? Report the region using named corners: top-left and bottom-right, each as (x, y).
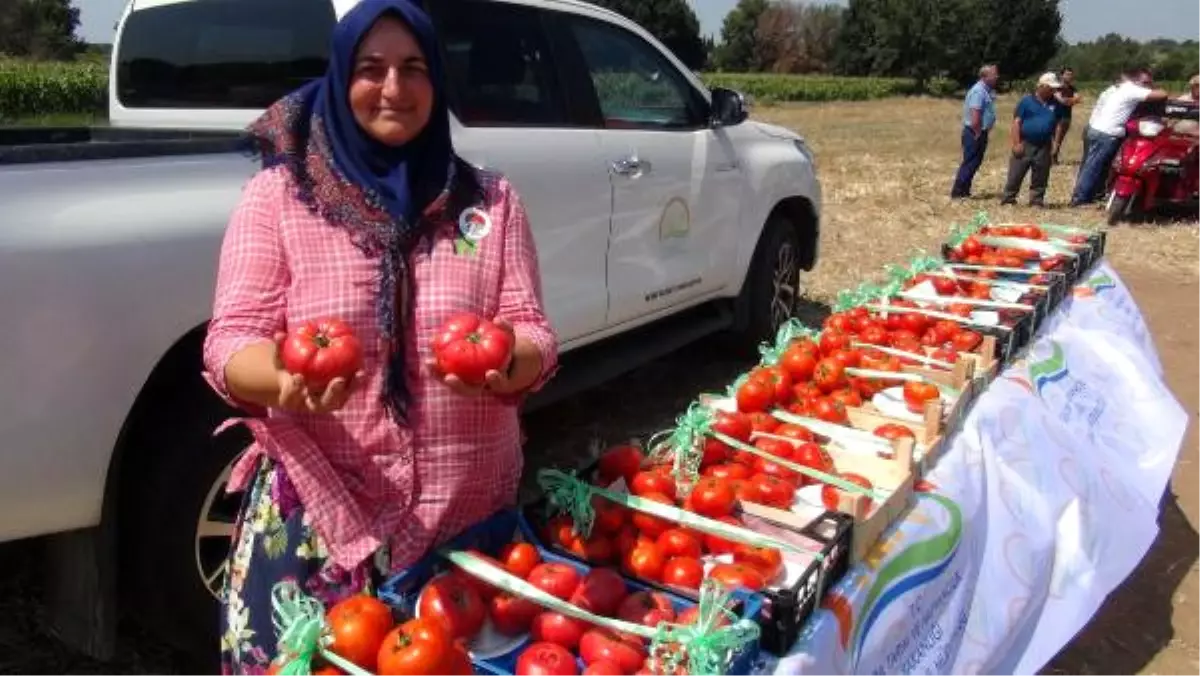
top-left (0, 94), bottom-right (1195, 674)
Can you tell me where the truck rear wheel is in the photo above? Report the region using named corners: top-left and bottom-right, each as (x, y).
top-left (117, 373), bottom-right (246, 665)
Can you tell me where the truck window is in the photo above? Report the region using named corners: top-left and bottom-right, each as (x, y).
top-left (563, 15), bottom-right (707, 131)
top-left (115, 0), bottom-right (335, 109)
top-left (434, 1), bottom-right (570, 127)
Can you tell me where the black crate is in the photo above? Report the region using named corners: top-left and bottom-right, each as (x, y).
top-left (520, 464), bottom-right (854, 658)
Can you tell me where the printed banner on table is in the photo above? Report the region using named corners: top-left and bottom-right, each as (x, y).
top-left (766, 262), bottom-right (1187, 676)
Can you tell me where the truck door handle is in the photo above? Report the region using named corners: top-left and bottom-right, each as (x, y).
top-left (611, 155), bottom-right (651, 177)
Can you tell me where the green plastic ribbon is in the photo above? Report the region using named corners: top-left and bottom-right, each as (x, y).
top-left (270, 582), bottom-right (372, 676)
top-left (444, 552), bottom-right (758, 676)
top-left (539, 467), bottom-right (600, 539)
top-left (537, 468), bottom-right (826, 557)
top-left (945, 211), bottom-right (988, 247)
top-left (758, 318), bottom-right (819, 366)
top-left (645, 402), bottom-right (714, 494)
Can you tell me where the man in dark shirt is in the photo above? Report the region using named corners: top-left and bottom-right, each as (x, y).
top-left (1002, 72), bottom-right (1062, 207)
top-left (1051, 67), bottom-right (1082, 164)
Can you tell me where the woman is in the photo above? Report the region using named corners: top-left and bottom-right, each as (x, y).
top-left (201, 0), bottom-right (557, 671)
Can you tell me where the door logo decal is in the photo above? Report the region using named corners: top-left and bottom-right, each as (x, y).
top-left (659, 198), bottom-right (691, 240)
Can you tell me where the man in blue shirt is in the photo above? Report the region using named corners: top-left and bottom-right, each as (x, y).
top-left (1001, 72), bottom-right (1062, 207)
top-left (951, 64), bottom-right (998, 198)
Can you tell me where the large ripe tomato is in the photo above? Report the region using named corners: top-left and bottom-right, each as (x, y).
top-left (566, 532), bottom-right (617, 565)
top-left (280, 318), bottom-right (363, 391)
top-left (376, 618), bottom-right (451, 676)
top-left (583, 662), bottom-right (624, 675)
top-left (569, 567), bottom-right (628, 617)
top-left (903, 381), bottom-right (940, 414)
top-left (813, 358), bottom-right (847, 394)
top-left (656, 528), bottom-right (703, 559)
top-left (780, 343), bottom-right (819, 383)
top-left (952, 330), bottom-right (982, 351)
top-left (527, 563), bottom-right (582, 601)
top-left (430, 312), bottom-right (513, 386)
top-left (417, 575), bottom-right (486, 641)
top-left (325, 594), bottom-right (395, 672)
top-left (596, 444), bottom-right (644, 486)
top-left (704, 462), bottom-right (751, 482)
top-left (858, 324), bottom-right (889, 346)
top-left (488, 592), bottom-right (541, 636)
top-left (821, 473), bottom-right (875, 513)
top-left (709, 563), bottom-right (767, 591)
top-left (751, 366), bottom-right (793, 404)
top-left (689, 477), bottom-right (736, 517)
top-left (824, 313), bottom-right (854, 333)
top-left (791, 442), bottom-right (834, 483)
top-left (819, 329), bottom-right (850, 356)
top-left (531, 612), bottom-right (588, 652)
top-left (700, 437), bottom-right (729, 468)
top-left (702, 515), bottom-right (744, 555)
top-left (899, 312), bottom-right (929, 335)
top-left (730, 478), bottom-right (763, 503)
top-left (813, 397), bottom-right (848, 424)
top-left (623, 542), bottom-right (666, 582)
top-left (736, 376), bottom-right (775, 413)
top-left (618, 590), bottom-right (676, 626)
top-left (748, 473), bottom-right (796, 508)
top-left (711, 410), bottom-right (752, 444)
top-left (499, 542), bottom-right (541, 579)
top-left (516, 641), bottom-right (579, 676)
top-left (630, 471), bottom-right (678, 501)
top-left (746, 411), bottom-right (779, 434)
top-left (662, 556), bottom-right (705, 590)
top-left (579, 629), bottom-right (648, 674)
top-left (733, 545), bottom-right (784, 583)
top-left (874, 423), bottom-right (915, 441)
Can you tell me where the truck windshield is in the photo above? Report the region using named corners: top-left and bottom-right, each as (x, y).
top-left (115, 0), bottom-right (335, 109)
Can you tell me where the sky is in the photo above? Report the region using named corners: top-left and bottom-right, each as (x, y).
top-left (76, 0), bottom-right (1200, 45)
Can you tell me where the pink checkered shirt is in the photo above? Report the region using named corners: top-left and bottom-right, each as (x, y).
top-left (202, 165), bottom-right (558, 572)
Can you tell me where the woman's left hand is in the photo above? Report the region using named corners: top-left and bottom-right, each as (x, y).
top-left (426, 318), bottom-right (525, 396)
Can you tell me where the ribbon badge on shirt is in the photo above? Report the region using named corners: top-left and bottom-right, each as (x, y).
top-left (455, 206), bottom-right (492, 256)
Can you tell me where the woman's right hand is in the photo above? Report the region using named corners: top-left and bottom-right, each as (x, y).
top-left (272, 333), bottom-right (362, 414)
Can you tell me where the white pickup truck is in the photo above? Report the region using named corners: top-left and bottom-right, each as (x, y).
top-left (0, 0), bottom-right (821, 661)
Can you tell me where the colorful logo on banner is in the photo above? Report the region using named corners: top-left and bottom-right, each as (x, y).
top-left (1072, 272), bottom-right (1115, 299)
top-left (1005, 340), bottom-right (1067, 396)
top-left (820, 490), bottom-right (964, 668)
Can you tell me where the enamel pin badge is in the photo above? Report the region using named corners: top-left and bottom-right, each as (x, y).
top-left (455, 207), bottom-right (492, 256)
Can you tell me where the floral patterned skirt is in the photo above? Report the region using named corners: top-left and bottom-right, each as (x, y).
top-left (219, 458), bottom-right (391, 675)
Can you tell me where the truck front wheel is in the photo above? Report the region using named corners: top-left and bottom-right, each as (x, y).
top-left (736, 212), bottom-right (807, 350)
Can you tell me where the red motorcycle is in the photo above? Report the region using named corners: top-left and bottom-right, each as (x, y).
top-left (1106, 99), bottom-right (1199, 224)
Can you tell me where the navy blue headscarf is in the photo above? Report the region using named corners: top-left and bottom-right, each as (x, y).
top-left (243, 0), bottom-right (476, 422)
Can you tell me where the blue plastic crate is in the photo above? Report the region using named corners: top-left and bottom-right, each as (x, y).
top-left (376, 508), bottom-right (764, 675)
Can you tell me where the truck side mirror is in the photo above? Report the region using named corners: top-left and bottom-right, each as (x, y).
top-left (711, 87), bottom-right (748, 127)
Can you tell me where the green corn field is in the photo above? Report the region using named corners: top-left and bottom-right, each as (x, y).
top-left (0, 58), bottom-right (1188, 122)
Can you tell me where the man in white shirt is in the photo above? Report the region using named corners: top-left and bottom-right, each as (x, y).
top-left (1070, 68), bottom-right (1170, 207)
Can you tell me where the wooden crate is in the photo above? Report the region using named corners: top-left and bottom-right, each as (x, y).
top-left (739, 436), bottom-right (917, 565)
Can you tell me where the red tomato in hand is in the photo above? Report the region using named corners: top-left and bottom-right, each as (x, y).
top-left (596, 444), bottom-right (644, 486)
top-left (531, 612), bottom-right (588, 651)
top-left (617, 590), bottom-right (676, 626)
top-left (662, 556), bottom-right (705, 590)
top-left (325, 594), bottom-right (395, 672)
top-left (569, 567), bottom-right (628, 616)
top-left (280, 318), bottom-right (363, 392)
top-left (499, 542), bottom-right (541, 579)
top-left (689, 477), bottom-right (736, 517)
top-left (431, 313), bottom-right (513, 386)
top-left (516, 641), bottom-right (579, 676)
top-left (375, 618), bottom-right (451, 676)
top-left (527, 563), bottom-right (582, 601)
top-left (417, 575), bottom-right (486, 641)
top-left (579, 629), bottom-right (647, 674)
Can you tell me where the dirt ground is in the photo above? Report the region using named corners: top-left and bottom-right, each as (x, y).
top-left (0, 95), bottom-right (1196, 674)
